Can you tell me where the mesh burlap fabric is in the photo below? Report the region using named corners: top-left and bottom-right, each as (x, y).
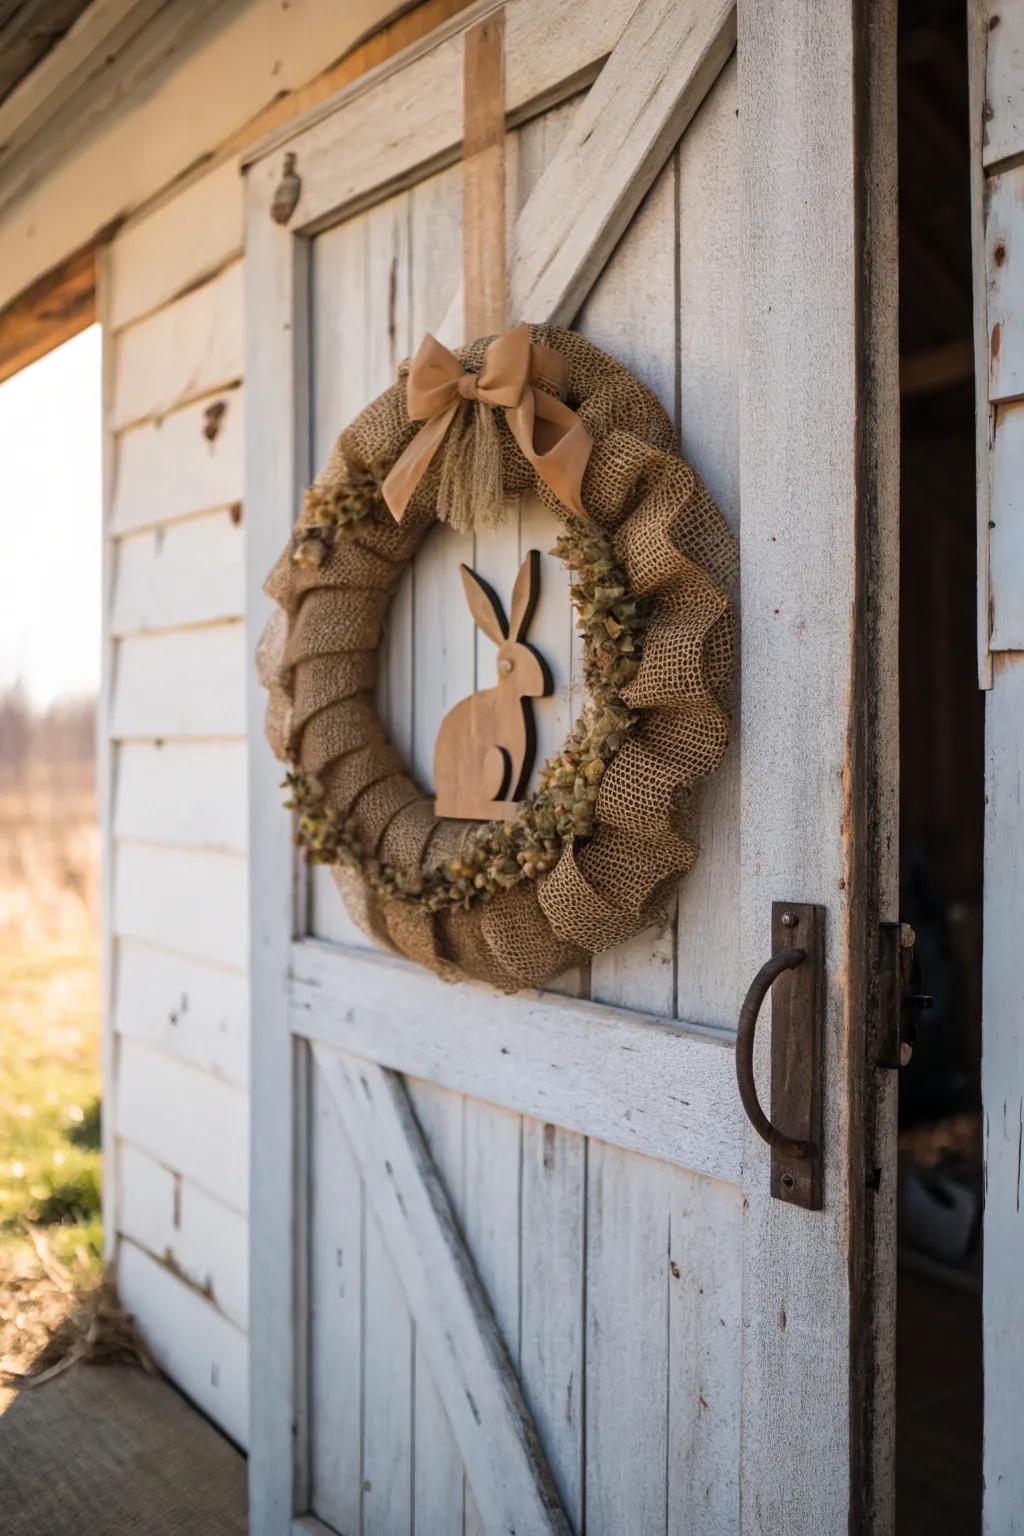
top-left (260, 325), bottom-right (737, 990)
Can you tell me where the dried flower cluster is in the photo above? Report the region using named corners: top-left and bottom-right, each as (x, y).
top-left (284, 518), bottom-right (646, 912)
top-left (290, 469), bottom-right (381, 567)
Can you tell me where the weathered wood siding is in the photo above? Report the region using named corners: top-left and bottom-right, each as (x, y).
top-left (102, 158), bottom-right (250, 1445)
top-left (972, 4), bottom-right (1024, 1529)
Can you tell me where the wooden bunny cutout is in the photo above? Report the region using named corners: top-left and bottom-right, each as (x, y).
top-left (434, 550), bottom-right (553, 821)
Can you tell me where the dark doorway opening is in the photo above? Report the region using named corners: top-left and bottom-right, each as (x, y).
top-left (896, 3), bottom-right (984, 1531)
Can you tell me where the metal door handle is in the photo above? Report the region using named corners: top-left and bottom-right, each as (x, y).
top-left (736, 948), bottom-right (809, 1158)
top-left (734, 902), bottom-right (825, 1209)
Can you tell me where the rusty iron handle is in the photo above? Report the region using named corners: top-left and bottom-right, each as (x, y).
top-left (736, 947), bottom-right (810, 1159)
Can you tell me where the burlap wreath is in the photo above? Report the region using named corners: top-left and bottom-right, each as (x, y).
top-left (258, 324), bottom-right (737, 991)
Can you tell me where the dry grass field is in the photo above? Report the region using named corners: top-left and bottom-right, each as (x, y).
top-left (0, 758), bottom-right (102, 1383)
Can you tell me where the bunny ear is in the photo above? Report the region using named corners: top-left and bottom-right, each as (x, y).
top-left (508, 550), bottom-right (541, 642)
top-left (459, 565), bottom-right (507, 643)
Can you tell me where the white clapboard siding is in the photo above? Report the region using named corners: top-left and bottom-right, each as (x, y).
top-left (983, 653), bottom-right (1024, 1535)
top-left (114, 740), bottom-right (248, 853)
top-left (119, 1239), bottom-right (248, 1449)
top-left (114, 842), bottom-right (248, 971)
top-left (114, 938), bottom-right (249, 1089)
top-left (116, 1038), bottom-right (248, 1211)
top-left (119, 1142), bottom-right (249, 1330)
top-left (985, 166), bottom-right (1024, 405)
top-left (112, 261), bottom-right (244, 431)
top-left (111, 509), bottom-right (245, 636)
top-left (984, 3), bottom-right (1024, 166)
top-left (112, 387), bottom-right (244, 535)
top-left (990, 399), bottom-right (1024, 651)
top-left (109, 160), bottom-right (245, 331)
top-left (111, 623), bottom-right (246, 739)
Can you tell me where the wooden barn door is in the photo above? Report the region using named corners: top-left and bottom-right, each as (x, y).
top-left (245, 3), bottom-right (899, 1532)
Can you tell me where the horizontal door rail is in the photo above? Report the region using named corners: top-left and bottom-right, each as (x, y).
top-left (289, 939), bottom-right (742, 1183)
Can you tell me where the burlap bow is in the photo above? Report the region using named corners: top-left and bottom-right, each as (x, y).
top-left (381, 324), bottom-right (592, 525)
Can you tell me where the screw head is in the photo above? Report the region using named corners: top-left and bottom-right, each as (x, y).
top-left (781, 912), bottom-right (798, 928)
top-left (781, 1172), bottom-right (795, 1190)
top-left (499, 657), bottom-right (514, 674)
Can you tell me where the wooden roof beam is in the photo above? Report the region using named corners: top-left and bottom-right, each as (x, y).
top-left (0, 240), bottom-right (95, 386)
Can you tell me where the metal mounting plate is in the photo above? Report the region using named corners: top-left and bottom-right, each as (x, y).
top-left (769, 901), bottom-right (825, 1210)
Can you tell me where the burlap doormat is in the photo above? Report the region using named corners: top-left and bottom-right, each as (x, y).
top-left (0, 1364), bottom-right (247, 1535)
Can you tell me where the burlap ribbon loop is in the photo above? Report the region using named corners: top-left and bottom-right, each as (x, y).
top-left (381, 324), bottom-right (593, 522)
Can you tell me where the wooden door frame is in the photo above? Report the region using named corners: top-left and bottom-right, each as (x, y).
top-left (244, 2), bottom-right (900, 1531)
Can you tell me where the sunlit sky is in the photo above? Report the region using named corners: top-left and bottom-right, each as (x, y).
top-left (0, 325), bottom-right (102, 707)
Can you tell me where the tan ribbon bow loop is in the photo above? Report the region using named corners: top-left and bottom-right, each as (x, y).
top-left (381, 324), bottom-right (592, 523)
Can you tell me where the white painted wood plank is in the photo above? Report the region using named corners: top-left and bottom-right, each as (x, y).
top-left (579, 135), bottom-right (678, 1016)
top-left (307, 1054), bottom-right (364, 1536)
top-left (119, 1238), bottom-right (249, 1448)
top-left (984, 166), bottom-right (1024, 404)
top-left (362, 1217), bottom-right (414, 1536)
top-left (244, 160), bottom-right (311, 1530)
top-left (737, 2), bottom-right (899, 1529)
top-left (116, 1038), bottom-right (249, 1212)
top-left (112, 261), bottom-right (244, 431)
top-left (114, 937), bottom-right (249, 1089)
top-left (111, 623), bottom-right (246, 739)
top-left (118, 1142), bottom-right (249, 1330)
top-left (314, 1048), bottom-right (570, 1535)
top-left (520, 1119), bottom-right (585, 1531)
top-left (111, 387), bottom-right (244, 536)
top-left (462, 1100), bottom-right (523, 1536)
top-left (114, 739), bottom-right (248, 853)
top-left (983, 0), bottom-right (1024, 166)
top-left (666, 1171), bottom-right (742, 1536)
top-left (983, 653), bottom-right (1024, 1536)
top-left (111, 509), bottom-right (244, 636)
top-left (584, 1143), bottom-right (670, 1534)
top-left (406, 1080), bottom-right (467, 1534)
top-left (673, 53), bottom-right (742, 1035)
top-left (990, 399), bottom-right (1024, 650)
top-left (291, 940), bottom-right (741, 1182)
top-left (109, 159), bottom-right (244, 331)
top-left (360, 1210), bottom-right (411, 1536)
top-left (114, 842), bottom-right (248, 971)
top-left (508, 0), bottom-right (735, 328)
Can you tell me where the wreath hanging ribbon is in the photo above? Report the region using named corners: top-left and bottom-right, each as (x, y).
top-left (381, 324), bottom-right (593, 525)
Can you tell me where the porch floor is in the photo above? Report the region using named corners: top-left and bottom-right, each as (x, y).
top-left (0, 1363), bottom-right (247, 1534)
